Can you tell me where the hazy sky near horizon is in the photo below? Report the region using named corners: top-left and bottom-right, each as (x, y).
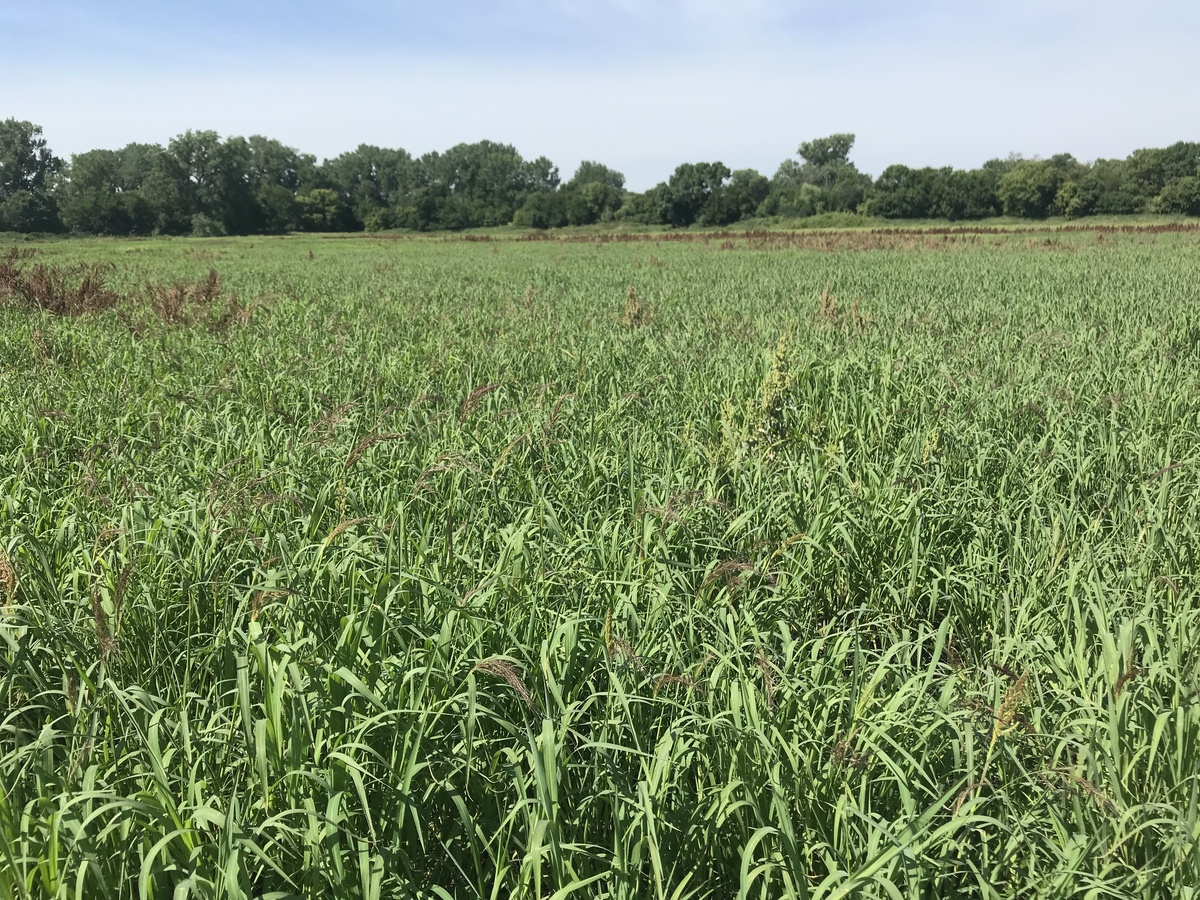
top-left (2, 0), bottom-right (1196, 189)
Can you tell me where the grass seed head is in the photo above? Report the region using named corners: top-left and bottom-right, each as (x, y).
top-left (473, 659), bottom-right (540, 713)
top-left (755, 651), bottom-right (778, 711)
top-left (991, 672), bottom-right (1030, 746)
top-left (621, 285), bottom-right (654, 327)
top-left (1113, 651), bottom-right (1142, 698)
top-left (0, 550), bottom-right (15, 611)
top-left (324, 517), bottom-right (370, 544)
top-left (461, 383), bottom-right (500, 422)
top-left (697, 560), bottom-right (755, 597)
top-left (345, 432), bottom-right (404, 469)
top-left (251, 590), bottom-right (290, 623)
top-left (91, 588), bottom-right (115, 665)
top-left (607, 637), bottom-right (649, 675)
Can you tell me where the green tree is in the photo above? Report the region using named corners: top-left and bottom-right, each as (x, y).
top-left (409, 141), bottom-right (559, 229)
top-left (254, 183), bottom-right (301, 234)
top-left (763, 134), bottom-right (871, 216)
top-left (0, 119), bottom-right (60, 197)
top-left (1054, 159), bottom-right (1138, 218)
top-left (721, 169), bottom-right (770, 222)
top-left (694, 168), bottom-right (769, 225)
top-left (997, 161), bottom-right (1062, 219)
top-left (1085, 159), bottom-right (1139, 214)
top-left (513, 191), bottom-right (568, 229)
top-left (797, 134), bottom-right (856, 168)
top-left (521, 155), bottom-right (561, 194)
top-left (297, 188), bottom-right (351, 231)
top-left (565, 181), bottom-right (624, 226)
top-left (758, 160), bottom-right (822, 218)
top-left (323, 144), bottom-right (415, 228)
top-left (658, 162), bottom-right (731, 227)
top-left (1152, 176), bottom-right (1200, 215)
top-left (614, 185), bottom-right (666, 225)
top-left (244, 135), bottom-right (315, 232)
top-left (935, 169), bottom-right (1001, 220)
top-left (70, 142), bottom-right (189, 234)
top-left (1123, 142), bottom-right (1200, 208)
top-left (866, 165), bottom-right (938, 219)
top-left (867, 166), bottom-right (1000, 220)
top-left (206, 136), bottom-right (261, 235)
top-left (0, 119), bottom-right (62, 231)
top-left (566, 161), bottom-right (625, 192)
top-left (57, 149), bottom-right (155, 234)
top-left (560, 161), bottom-right (627, 226)
top-left (139, 146), bottom-right (191, 234)
top-left (163, 129), bottom-right (224, 227)
top-left (247, 135), bottom-right (314, 193)
top-left (152, 131), bottom-right (312, 235)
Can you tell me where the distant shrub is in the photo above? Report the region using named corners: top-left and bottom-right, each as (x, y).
top-left (1153, 176), bottom-right (1200, 216)
top-left (190, 213), bottom-right (227, 237)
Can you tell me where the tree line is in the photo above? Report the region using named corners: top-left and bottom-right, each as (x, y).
top-left (2, 118), bottom-right (1199, 236)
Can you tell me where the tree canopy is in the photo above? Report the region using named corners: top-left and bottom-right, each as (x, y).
top-left (0, 119), bottom-right (63, 232)
top-left (3, 119), bottom-right (1200, 235)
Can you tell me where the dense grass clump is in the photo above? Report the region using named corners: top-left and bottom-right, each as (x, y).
top-left (2, 231), bottom-right (1199, 898)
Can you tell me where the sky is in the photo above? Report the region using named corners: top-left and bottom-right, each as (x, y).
top-left (1, 0), bottom-right (1196, 189)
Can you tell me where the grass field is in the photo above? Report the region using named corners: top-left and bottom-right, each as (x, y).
top-left (2, 228), bottom-right (1199, 898)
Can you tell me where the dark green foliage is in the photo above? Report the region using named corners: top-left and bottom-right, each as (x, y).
top-left (416, 141), bottom-right (560, 228)
top-left (867, 165), bottom-right (940, 219)
top-left (254, 183), bottom-right (301, 234)
top-left (997, 161), bottom-right (1063, 219)
top-left (323, 144), bottom-right (416, 229)
top-left (1055, 158), bottom-right (1141, 218)
top-left (346, 141), bottom-right (562, 231)
top-left (0, 189), bottom-right (61, 233)
top-left (57, 134), bottom-right (313, 237)
top-left (658, 162), bottom-right (732, 227)
top-left (1123, 142), bottom-right (1200, 208)
top-left (760, 134), bottom-right (872, 217)
top-left (758, 162), bottom-right (822, 218)
top-left (564, 181), bottom-right (624, 225)
top-left (7, 117), bottom-right (1200, 236)
top-left (868, 166), bottom-right (1001, 220)
top-left (513, 190), bottom-right (568, 228)
top-left (794, 134), bottom-right (872, 212)
top-left (561, 161), bottom-right (627, 225)
top-left (296, 188), bottom-right (352, 231)
top-left (0, 119), bottom-right (62, 232)
top-left (797, 132), bottom-right (856, 167)
top-left (614, 185), bottom-right (665, 225)
top-left (566, 160), bottom-right (625, 192)
top-left (708, 168), bottom-right (770, 224)
top-left (242, 136), bottom-right (316, 233)
top-left (58, 149), bottom-right (152, 235)
top-left (0, 119), bottom-right (60, 198)
top-left (937, 168), bottom-right (1003, 219)
top-left (1153, 175), bottom-right (1200, 215)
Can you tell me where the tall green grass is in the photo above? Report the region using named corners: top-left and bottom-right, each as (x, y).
top-left (2, 231), bottom-right (1199, 897)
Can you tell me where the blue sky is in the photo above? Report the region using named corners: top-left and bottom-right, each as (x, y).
top-left (1, 1), bottom-right (1196, 189)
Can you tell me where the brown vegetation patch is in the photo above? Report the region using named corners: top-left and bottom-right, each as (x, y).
top-left (621, 285), bottom-right (654, 327)
top-left (0, 250), bottom-right (261, 331)
top-left (503, 221), bottom-right (1200, 251)
top-left (461, 383), bottom-right (500, 422)
top-left (138, 269), bottom-right (253, 333)
top-left (0, 249), bottom-right (119, 315)
top-left (818, 285), bottom-right (870, 330)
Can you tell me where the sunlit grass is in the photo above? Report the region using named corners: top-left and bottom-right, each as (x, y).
top-left (2, 230), bottom-right (1199, 898)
